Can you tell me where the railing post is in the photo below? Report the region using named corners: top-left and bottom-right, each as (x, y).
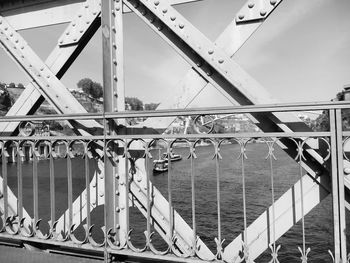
top-left (330, 109), bottom-right (347, 262)
top-left (102, 0), bottom-right (126, 246)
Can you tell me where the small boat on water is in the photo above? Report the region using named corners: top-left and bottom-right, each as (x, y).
top-left (153, 159), bottom-right (168, 173)
top-left (153, 149), bottom-right (182, 174)
top-left (162, 152), bottom-right (182, 162)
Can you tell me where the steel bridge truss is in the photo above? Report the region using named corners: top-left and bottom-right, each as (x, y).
top-left (0, 0), bottom-right (348, 262)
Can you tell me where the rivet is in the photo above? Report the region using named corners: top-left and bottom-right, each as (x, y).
top-left (218, 59), bottom-right (224, 64)
top-left (9, 33), bottom-right (13, 37)
top-left (154, 0), bottom-right (159, 5)
top-left (0, 21), bottom-right (2, 25)
top-left (179, 23), bottom-right (184, 29)
top-left (113, 59), bottom-right (117, 65)
top-left (38, 74), bottom-right (41, 77)
top-left (59, 40), bottom-right (63, 44)
top-left (270, 0), bottom-right (277, 5)
top-left (112, 27), bottom-right (116, 33)
top-left (78, 14), bottom-right (82, 18)
top-left (116, 224), bottom-right (120, 229)
top-left (86, 21), bottom-right (90, 24)
top-left (157, 25), bottom-right (163, 31)
top-left (93, 11), bottom-right (97, 15)
top-left (21, 46), bottom-right (24, 49)
top-left (170, 16), bottom-right (176, 21)
top-left (66, 32), bottom-right (69, 35)
top-left (111, 10), bottom-right (115, 16)
top-left (149, 16), bottom-right (155, 23)
top-left (113, 75), bottom-right (118, 81)
top-left (4, 27), bottom-right (8, 31)
top-left (114, 91), bottom-right (118, 96)
top-left (115, 190), bottom-right (119, 195)
top-left (80, 30), bottom-right (84, 33)
top-left (248, 2), bottom-right (254, 8)
top-left (116, 6), bottom-right (120, 11)
top-left (46, 75), bottom-right (50, 79)
top-left (116, 207), bottom-right (120, 212)
top-left (238, 14), bottom-right (244, 20)
top-left (162, 9), bottom-right (167, 13)
top-left (72, 23), bottom-right (76, 27)
top-left (99, 192), bottom-right (104, 197)
top-left (260, 10), bottom-right (267, 16)
top-left (114, 108), bottom-right (118, 111)
top-left (113, 43), bottom-right (117, 49)
top-left (73, 38), bottom-right (77, 41)
top-left (85, 4), bottom-right (89, 8)
top-left (196, 60), bottom-right (203, 67)
top-left (208, 50), bottom-right (214, 55)
top-left (15, 39), bottom-right (18, 43)
top-left (40, 68), bottom-right (44, 71)
top-left (206, 70), bottom-right (212, 76)
top-left (47, 84), bottom-right (50, 87)
top-left (133, 2), bottom-right (139, 8)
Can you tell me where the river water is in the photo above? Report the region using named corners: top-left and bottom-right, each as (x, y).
top-left (2, 143), bottom-right (349, 262)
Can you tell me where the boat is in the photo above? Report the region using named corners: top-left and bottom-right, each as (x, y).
top-left (153, 159), bottom-right (168, 173)
top-left (162, 152), bottom-right (182, 162)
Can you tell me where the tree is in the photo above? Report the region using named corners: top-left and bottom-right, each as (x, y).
top-left (77, 78), bottom-right (103, 99)
top-left (77, 78), bottom-right (93, 94)
top-left (125, 97), bottom-right (143, 111)
top-left (91, 82), bottom-right (103, 99)
top-left (144, 103), bottom-right (159, 111)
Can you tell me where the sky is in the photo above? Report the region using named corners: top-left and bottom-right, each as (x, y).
top-left (0, 0), bottom-right (349, 107)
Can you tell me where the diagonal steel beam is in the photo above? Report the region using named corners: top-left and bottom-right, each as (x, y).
top-left (0, 0), bottom-right (102, 136)
top-left (140, 0), bottom-right (283, 130)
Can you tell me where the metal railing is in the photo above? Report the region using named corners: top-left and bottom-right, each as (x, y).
top-left (0, 101), bottom-right (348, 262)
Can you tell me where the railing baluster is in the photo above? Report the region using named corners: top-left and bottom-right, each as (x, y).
top-left (124, 142), bottom-right (130, 247)
top-left (17, 144), bottom-right (23, 224)
top-left (167, 143), bottom-right (173, 249)
top-left (267, 139), bottom-right (280, 262)
top-left (145, 144), bottom-right (151, 249)
top-left (67, 143), bottom-right (73, 234)
top-left (215, 141), bottom-right (222, 259)
top-left (49, 142), bottom-right (55, 233)
top-left (85, 143), bottom-right (91, 233)
top-left (240, 140), bottom-right (249, 261)
top-left (190, 142), bottom-right (196, 255)
top-left (32, 143), bottom-right (39, 226)
top-left (2, 143), bottom-right (8, 222)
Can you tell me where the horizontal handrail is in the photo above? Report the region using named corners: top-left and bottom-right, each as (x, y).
top-left (0, 100), bottom-right (349, 122)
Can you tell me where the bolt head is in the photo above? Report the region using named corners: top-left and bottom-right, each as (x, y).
top-left (248, 2), bottom-right (254, 8)
top-left (260, 10), bottom-right (267, 16)
top-left (238, 14), bottom-right (245, 20)
top-left (154, 0), bottom-right (159, 5)
top-left (270, 0), bottom-right (277, 5)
